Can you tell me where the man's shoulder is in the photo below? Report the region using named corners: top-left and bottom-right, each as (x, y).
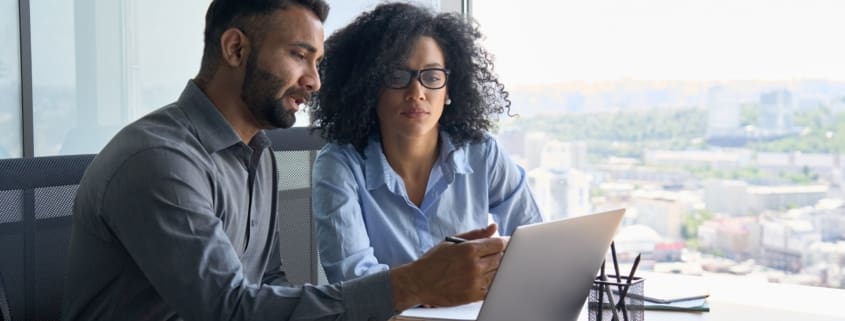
top-left (108, 103), bottom-right (203, 158)
top-left (82, 103), bottom-right (210, 188)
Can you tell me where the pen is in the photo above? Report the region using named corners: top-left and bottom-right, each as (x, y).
top-left (616, 253), bottom-right (642, 315)
top-left (597, 260), bottom-right (605, 321)
top-left (599, 262), bottom-right (621, 321)
top-left (610, 242), bottom-right (625, 320)
top-left (445, 236), bottom-right (468, 243)
top-left (610, 242), bottom-right (623, 285)
top-left (616, 293), bottom-right (709, 304)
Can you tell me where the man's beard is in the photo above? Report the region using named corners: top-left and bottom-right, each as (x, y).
top-left (241, 53), bottom-right (302, 129)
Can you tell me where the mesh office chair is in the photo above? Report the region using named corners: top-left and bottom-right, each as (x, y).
top-left (0, 127), bottom-right (326, 321)
top-left (0, 154), bottom-right (96, 321)
top-left (267, 127), bottom-right (329, 285)
top-left (1, 272), bottom-right (10, 321)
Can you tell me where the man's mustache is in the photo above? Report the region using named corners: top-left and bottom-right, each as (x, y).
top-left (284, 87), bottom-right (312, 105)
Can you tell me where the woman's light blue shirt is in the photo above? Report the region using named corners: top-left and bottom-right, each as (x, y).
top-left (312, 132), bottom-right (543, 283)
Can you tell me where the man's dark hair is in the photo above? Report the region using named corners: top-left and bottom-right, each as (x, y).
top-left (309, 2), bottom-right (512, 154)
top-left (198, 0), bottom-right (329, 79)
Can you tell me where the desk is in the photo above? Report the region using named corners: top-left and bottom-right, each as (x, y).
top-left (395, 272), bottom-right (845, 321)
top-left (579, 272), bottom-right (845, 321)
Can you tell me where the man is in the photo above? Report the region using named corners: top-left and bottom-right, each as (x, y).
top-left (61, 1), bottom-right (506, 320)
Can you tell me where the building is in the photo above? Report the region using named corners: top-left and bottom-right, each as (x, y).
top-left (758, 89), bottom-right (794, 136)
top-left (748, 185), bottom-right (829, 212)
top-left (644, 149), bottom-right (751, 169)
top-left (704, 179), bottom-right (751, 216)
top-left (614, 224), bottom-right (662, 261)
top-left (761, 218), bottom-right (822, 272)
top-left (697, 216), bottom-right (760, 261)
top-left (653, 241), bottom-right (685, 262)
top-left (811, 198), bottom-right (845, 242)
top-left (630, 189), bottom-right (698, 241)
top-left (704, 180), bottom-right (828, 214)
top-left (527, 167), bottom-right (592, 221)
top-left (595, 162), bottom-right (691, 188)
top-left (756, 152), bottom-right (843, 182)
top-left (706, 86), bottom-right (741, 140)
top-left (523, 131), bottom-right (547, 171)
top-left (494, 128), bottom-right (526, 159)
top-left (540, 140), bottom-right (588, 170)
top-left (804, 241), bottom-right (845, 288)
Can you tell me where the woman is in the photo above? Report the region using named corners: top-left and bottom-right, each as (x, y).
top-left (309, 2), bottom-right (542, 283)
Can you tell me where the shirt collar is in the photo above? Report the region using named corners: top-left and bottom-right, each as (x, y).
top-left (363, 136), bottom-right (393, 191)
top-left (177, 80), bottom-right (252, 153)
top-left (363, 131), bottom-right (473, 191)
top-left (437, 131), bottom-right (473, 176)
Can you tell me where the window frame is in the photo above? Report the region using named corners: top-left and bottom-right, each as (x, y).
top-left (19, 0), bottom-right (33, 158)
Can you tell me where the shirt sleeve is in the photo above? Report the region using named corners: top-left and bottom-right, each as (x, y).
top-left (101, 147), bottom-right (396, 321)
top-left (312, 147), bottom-right (390, 283)
top-left (262, 230), bottom-right (292, 287)
top-left (484, 137), bottom-right (545, 235)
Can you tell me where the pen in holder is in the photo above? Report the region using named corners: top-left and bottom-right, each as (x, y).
top-left (588, 275), bottom-right (644, 321)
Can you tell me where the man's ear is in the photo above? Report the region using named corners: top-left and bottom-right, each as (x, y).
top-left (220, 28), bottom-right (250, 67)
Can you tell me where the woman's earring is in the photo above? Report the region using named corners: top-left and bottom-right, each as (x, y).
top-left (446, 98), bottom-right (452, 105)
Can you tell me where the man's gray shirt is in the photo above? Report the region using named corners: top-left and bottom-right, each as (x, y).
top-left (62, 81), bottom-right (395, 321)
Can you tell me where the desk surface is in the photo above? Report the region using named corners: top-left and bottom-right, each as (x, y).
top-left (579, 272), bottom-right (845, 321)
top-left (394, 271), bottom-right (845, 321)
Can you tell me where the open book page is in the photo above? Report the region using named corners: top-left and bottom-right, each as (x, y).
top-left (642, 272), bottom-right (710, 302)
top-left (395, 301), bottom-right (482, 321)
top-left (637, 272), bottom-right (710, 312)
top-left (644, 298), bottom-right (710, 312)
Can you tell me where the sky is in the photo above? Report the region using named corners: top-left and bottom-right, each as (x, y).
top-left (473, 0), bottom-right (845, 85)
top-left (23, 0), bottom-right (845, 88)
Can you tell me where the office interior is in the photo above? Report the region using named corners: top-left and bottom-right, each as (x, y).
top-left (1, 0), bottom-right (844, 320)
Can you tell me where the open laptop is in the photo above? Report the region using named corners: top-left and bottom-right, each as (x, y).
top-left (398, 208), bottom-right (626, 321)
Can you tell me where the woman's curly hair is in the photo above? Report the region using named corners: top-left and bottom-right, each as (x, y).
top-left (308, 2), bottom-right (511, 154)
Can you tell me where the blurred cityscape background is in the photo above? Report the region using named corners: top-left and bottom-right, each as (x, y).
top-left (494, 79), bottom-right (845, 288)
top-left (474, 0), bottom-right (845, 290)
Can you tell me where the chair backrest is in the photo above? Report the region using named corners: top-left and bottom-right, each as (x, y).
top-left (267, 127), bottom-right (328, 285)
top-left (0, 127), bottom-right (326, 321)
top-left (0, 154), bottom-right (96, 321)
top-left (1, 272), bottom-right (11, 321)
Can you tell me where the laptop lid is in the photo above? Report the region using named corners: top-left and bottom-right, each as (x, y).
top-left (476, 208), bottom-right (626, 321)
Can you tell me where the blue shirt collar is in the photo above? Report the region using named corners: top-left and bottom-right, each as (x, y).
top-left (438, 131), bottom-right (474, 176)
top-left (363, 132), bottom-right (473, 191)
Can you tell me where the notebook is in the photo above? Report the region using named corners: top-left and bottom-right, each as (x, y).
top-left (397, 208), bottom-right (626, 321)
top-left (639, 273), bottom-right (711, 312)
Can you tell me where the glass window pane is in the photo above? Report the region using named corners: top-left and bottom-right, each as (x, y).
top-left (28, 0), bottom-right (448, 147)
top-left (31, 0), bottom-right (207, 156)
top-left (324, 0), bottom-right (441, 36)
top-left (474, 0), bottom-right (845, 290)
top-left (0, 0), bottom-right (21, 159)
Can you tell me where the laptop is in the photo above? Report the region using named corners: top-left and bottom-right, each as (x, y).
top-left (398, 208), bottom-right (626, 321)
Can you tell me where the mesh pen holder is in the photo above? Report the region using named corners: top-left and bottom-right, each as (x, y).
top-left (588, 275), bottom-right (644, 321)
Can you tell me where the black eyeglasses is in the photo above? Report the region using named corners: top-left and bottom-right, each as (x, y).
top-left (384, 68), bottom-right (450, 89)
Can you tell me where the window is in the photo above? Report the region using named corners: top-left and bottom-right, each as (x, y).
top-left (0, 0), bottom-right (21, 159)
top-left (22, 0), bottom-right (448, 155)
top-left (324, 0), bottom-right (443, 35)
top-left (30, 0), bottom-right (207, 156)
top-left (475, 0), bottom-right (845, 289)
